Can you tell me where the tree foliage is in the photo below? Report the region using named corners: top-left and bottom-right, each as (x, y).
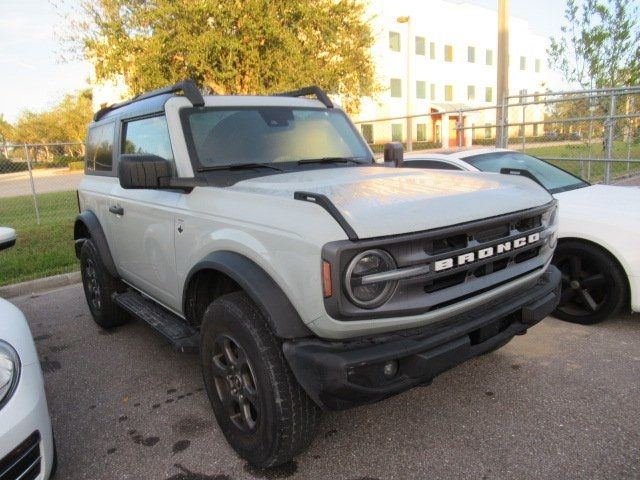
top-left (548, 0), bottom-right (639, 88)
top-left (9, 90), bottom-right (93, 156)
top-left (68, 0), bottom-right (377, 111)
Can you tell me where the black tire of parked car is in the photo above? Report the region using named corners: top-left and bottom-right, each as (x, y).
top-left (79, 239), bottom-right (130, 328)
top-left (552, 240), bottom-right (627, 325)
top-left (200, 291), bottom-right (320, 468)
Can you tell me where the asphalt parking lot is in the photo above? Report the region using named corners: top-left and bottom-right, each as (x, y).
top-left (12, 284), bottom-right (640, 480)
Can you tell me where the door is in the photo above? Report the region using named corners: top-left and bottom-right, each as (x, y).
top-left (106, 115), bottom-right (182, 311)
top-left (448, 117), bottom-right (460, 147)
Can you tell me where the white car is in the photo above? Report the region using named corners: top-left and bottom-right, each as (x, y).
top-left (404, 148), bottom-right (640, 324)
top-left (0, 227), bottom-right (56, 479)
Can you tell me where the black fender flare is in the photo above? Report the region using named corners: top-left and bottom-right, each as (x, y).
top-left (74, 211), bottom-right (119, 278)
top-left (183, 251), bottom-right (312, 339)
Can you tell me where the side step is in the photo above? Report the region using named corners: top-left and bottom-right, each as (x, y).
top-left (113, 291), bottom-right (200, 353)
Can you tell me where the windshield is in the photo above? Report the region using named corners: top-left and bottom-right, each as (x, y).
top-left (465, 151), bottom-right (589, 194)
top-left (182, 107), bottom-right (371, 168)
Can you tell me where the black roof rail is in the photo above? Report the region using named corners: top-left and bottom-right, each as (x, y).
top-left (274, 86), bottom-right (334, 108)
top-left (93, 79), bottom-right (205, 121)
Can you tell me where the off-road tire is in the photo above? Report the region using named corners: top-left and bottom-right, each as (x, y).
top-left (200, 291), bottom-right (320, 468)
top-left (79, 239), bottom-right (129, 328)
top-left (552, 241), bottom-right (627, 325)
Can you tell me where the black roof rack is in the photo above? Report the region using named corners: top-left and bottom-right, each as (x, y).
top-left (274, 86), bottom-right (334, 108)
top-left (93, 79), bottom-right (205, 121)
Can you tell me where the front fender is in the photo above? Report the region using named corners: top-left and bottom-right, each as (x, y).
top-left (183, 251), bottom-right (313, 339)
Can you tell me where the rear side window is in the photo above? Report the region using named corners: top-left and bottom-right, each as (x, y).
top-left (122, 116), bottom-right (174, 164)
top-left (85, 122), bottom-right (115, 173)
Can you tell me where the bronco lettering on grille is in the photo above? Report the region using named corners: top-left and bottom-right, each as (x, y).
top-left (433, 232), bottom-right (540, 272)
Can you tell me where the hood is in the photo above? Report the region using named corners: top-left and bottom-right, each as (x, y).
top-left (556, 184), bottom-right (640, 221)
top-left (230, 166), bottom-right (553, 238)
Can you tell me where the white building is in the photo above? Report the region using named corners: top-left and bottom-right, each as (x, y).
top-left (353, 0), bottom-right (549, 148)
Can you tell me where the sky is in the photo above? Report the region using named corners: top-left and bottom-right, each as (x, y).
top-left (0, 0), bottom-right (567, 123)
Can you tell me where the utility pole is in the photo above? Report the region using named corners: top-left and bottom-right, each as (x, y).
top-left (496, 0), bottom-right (509, 148)
top-left (397, 15), bottom-right (412, 152)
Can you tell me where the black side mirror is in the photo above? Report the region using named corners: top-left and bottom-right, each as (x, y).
top-left (118, 154), bottom-right (171, 189)
top-left (383, 142), bottom-right (404, 167)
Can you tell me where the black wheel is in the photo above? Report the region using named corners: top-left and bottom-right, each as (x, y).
top-left (79, 239), bottom-right (129, 328)
top-left (201, 292), bottom-right (320, 468)
top-left (552, 241), bottom-right (627, 324)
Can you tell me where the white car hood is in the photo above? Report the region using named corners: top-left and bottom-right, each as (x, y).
top-left (556, 184), bottom-right (640, 220)
top-left (230, 167), bottom-right (553, 238)
top-left (0, 299), bottom-right (39, 366)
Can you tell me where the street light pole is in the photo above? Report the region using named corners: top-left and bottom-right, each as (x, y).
top-left (397, 15), bottom-right (412, 152)
top-left (496, 0), bottom-right (509, 148)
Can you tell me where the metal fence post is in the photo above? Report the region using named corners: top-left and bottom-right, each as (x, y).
top-left (604, 93), bottom-right (616, 184)
top-left (457, 109), bottom-right (463, 148)
top-left (23, 143), bottom-right (41, 225)
top-left (521, 104), bottom-right (526, 151)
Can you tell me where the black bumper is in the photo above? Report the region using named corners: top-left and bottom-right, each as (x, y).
top-left (283, 265), bottom-right (561, 411)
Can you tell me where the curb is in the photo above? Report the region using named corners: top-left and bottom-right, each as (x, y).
top-left (0, 271), bottom-right (81, 299)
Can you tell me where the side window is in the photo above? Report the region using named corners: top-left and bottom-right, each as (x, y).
top-left (407, 160), bottom-right (462, 171)
top-left (123, 116), bottom-right (174, 166)
top-left (85, 122), bottom-right (115, 173)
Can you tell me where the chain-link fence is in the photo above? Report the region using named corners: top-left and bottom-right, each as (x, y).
top-left (353, 85), bottom-right (640, 185)
top-left (0, 142), bottom-right (84, 286)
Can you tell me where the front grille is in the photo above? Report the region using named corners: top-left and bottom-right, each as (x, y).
top-left (322, 200), bottom-right (558, 320)
top-left (0, 431), bottom-right (41, 480)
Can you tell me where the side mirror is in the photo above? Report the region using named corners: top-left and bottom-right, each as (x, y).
top-left (118, 154), bottom-right (171, 189)
top-left (0, 227), bottom-right (16, 252)
top-left (383, 142), bottom-right (404, 167)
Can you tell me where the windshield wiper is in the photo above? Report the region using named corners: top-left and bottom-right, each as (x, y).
top-left (198, 162), bottom-right (283, 172)
top-left (297, 157), bottom-right (363, 165)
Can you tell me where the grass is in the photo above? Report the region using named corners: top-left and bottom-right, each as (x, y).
top-left (0, 190), bottom-right (79, 286)
top-left (522, 141), bottom-right (640, 183)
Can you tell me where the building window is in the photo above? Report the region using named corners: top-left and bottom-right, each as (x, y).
top-left (416, 123), bottom-right (427, 142)
top-left (485, 87), bottom-right (493, 102)
top-left (416, 81), bottom-right (426, 99)
top-left (486, 49), bottom-right (493, 65)
top-left (361, 124), bottom-right (374, 144)
top-left (533, 123), bottom-right (539, 137)
top-left (444, 85), bottom-right (453, 101)
top-left (429, 42), bottom-right (436, 60)
top-left (519, 89), bottom-right (527, 103)
top-left (415, 36), bottom-right (426, 55)
top-left (484, 123), bottom-right (492, 139)
top-left (520, 56), bottom-right (526, 70)
top-left (535, 58), bottom-right (541, 73)
top-left (468, 46), bottom-right (475, 63)
top-left (391, 123), bottom-right (403, 142)
top-left (444, 45), bottom-right (454, 62)
top-left (430, 83), bottom-right (436, 100)
top-left (467, 85), bottom-right (475, 101)
top-left (389, 31), bottom-right (401, 52)
top-left (390, 78), bottom-right (402, 98)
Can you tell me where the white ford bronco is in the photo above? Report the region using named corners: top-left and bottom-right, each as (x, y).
top-left (75, 80), bottom-right (561, 467)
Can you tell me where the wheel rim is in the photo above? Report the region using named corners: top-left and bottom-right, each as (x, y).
top-left (210, 334), bottom-right (259, 433)
top-left (84, 258), bottom-right (102, 312)
top-left (555, 253), bottom-right (608, 317)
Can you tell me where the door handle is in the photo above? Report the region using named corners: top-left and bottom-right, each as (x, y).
top-left (109, 205), bottom-right (124, 215)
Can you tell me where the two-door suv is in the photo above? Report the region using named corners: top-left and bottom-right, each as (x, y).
top-left (75, 80), bottom-right (561, 467)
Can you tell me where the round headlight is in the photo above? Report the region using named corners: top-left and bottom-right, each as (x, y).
top-left (344, 249), bottom-right (397, 309)
top-left (0, 341), bottom-right (20, 407)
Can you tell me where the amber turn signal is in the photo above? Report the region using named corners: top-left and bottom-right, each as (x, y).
top-left (322, 261), bottom-right (333, 298)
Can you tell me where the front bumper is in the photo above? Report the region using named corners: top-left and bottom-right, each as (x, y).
top-left (0, 362), bottom-right (54, 480)
top-left (283, 265), bottom-right (561, 411)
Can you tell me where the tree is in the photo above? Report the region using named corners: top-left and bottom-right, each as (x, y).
top-left (12, 90), bottom-right (92, 158)
top-left (67, 0), bottom-right (377, 111)
top-left (548, 0), bottom-right (640, 88)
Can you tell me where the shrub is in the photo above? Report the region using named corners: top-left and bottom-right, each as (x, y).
top-left (68, 161), bottom-right (85, 170)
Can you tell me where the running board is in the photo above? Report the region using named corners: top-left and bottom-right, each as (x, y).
top-left (112, 291), bottom-right (199, 353)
